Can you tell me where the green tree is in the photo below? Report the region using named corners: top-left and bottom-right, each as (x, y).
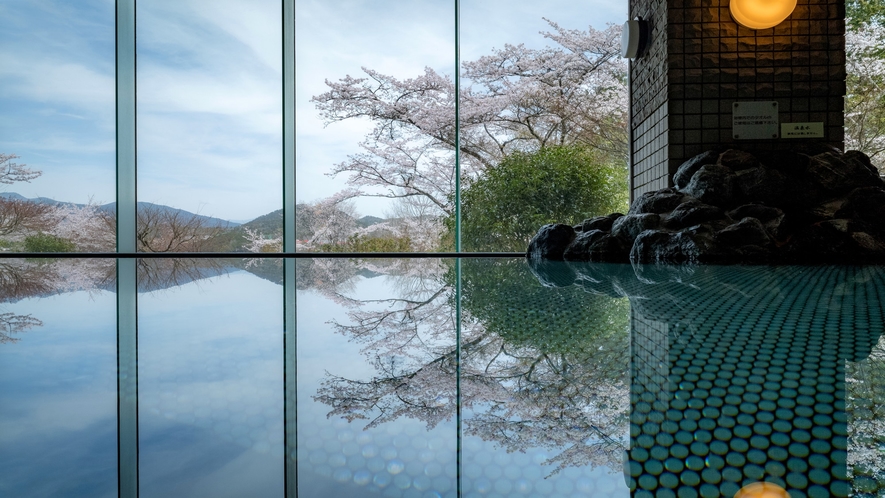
top-left (846, 9), bottom-right (885, 170)
top-left (456, 145), bottom-right (628, 252)
top-left (847, 0), bottom-right (885, 29)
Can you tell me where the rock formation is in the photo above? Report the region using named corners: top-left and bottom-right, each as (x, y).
top-left (526, 147), bottom-right (885, 264)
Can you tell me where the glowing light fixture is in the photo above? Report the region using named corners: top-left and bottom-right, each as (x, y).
top-left (730, 0), bottom-right (797, 29)
top-left (734, 482), bottom-right (791, 498)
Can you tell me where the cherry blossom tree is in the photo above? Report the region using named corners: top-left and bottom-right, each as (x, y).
top-left (845, 21), bottom-right (885, 171)
top-left (48, 203), bottom-right (115, 252)
top-left (0, 198), bottom-right (54, 237)
top-left (312, 20), bottom-right (626, 217)
top-left (0, 153), bottom-right (41, 186)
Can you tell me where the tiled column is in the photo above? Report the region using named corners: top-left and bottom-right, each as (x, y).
top-left (629, 0), bottom-right (846, 199)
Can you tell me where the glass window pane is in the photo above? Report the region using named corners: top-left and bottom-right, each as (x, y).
top-left (459, 1), bottom-right (628, 252)
top-left (0, 2), bottom-right (116, 253)
top-left (136, 0), bottom-right (283, 253)
top-left (137, 258), bottom-right (284, 496)
top-left (295, 1), bottom-right (455, 252)
top-left (0, 259), bottom-right (118, 495)
top-left (297, 258), bottom-right (458, 495)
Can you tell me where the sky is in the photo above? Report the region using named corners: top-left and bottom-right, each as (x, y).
top-left (0, 0), bottom-right (624, 221)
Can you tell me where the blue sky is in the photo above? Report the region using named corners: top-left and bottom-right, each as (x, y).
top-left (1, 0), bottom-right (623, 221)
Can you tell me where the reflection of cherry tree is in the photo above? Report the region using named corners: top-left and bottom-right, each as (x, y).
top-left (847, 336), bottom-right (885, 486)
top-left (312, 258), bottom-right (630, 474)
top-left (0, 312), bottom-right (42, 344)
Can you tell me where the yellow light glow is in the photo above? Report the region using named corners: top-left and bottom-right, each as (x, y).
top-left (735, 482), bottom-right (792, 498)
top-left (730, 0), bottom-right (797, 29)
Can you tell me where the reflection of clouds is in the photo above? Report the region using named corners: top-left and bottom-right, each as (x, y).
top-left (137, 271), bottom-right (284, 494)
top-left (0, 287), bottom-right (116, 497)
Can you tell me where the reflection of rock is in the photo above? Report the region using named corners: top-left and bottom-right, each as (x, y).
top-left (527, 147), bottom-right (885, 264)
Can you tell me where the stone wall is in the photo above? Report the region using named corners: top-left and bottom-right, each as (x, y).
top-left (629, 0), bottom-right (846, 199)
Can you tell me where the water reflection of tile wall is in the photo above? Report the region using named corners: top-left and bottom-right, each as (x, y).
top-left (623, 266), bottom-right (885, 498)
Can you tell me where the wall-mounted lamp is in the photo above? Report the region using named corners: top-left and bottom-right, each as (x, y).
top-left (621, 18), bottom-right (649, 59)
top-left (730, 0), bottom-right (797, 29)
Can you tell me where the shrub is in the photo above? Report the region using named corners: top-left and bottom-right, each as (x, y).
top-left (24, 233), bottom-right (76, 253)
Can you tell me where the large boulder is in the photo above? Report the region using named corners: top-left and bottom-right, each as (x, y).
top-left (716, 217), bottom-right (771, 248)
top-left (682, 165), bottom-right (742, 208)
top-left (804, 152), bottom-right (884, 196)
top-left (628, 188), bottom-right (688, 215)
top-left (575, 213), bottom-right (624, 233)
top-left (673, 150), bottom-right (720, 189)
top-left (785, 219), bottom-right (885, 262)
top-left (735, 166), bottom-right (791, 208)
top-left (718, 149), bottom-right (761, 172)
top-left (526, 223), bottom-right (575, 260)
top-left (664, 199), bottom-right (725, 230)
top-left (564, 232), bottom-right (629, 262)
top-left (630, 227), bottom-right (723, 264)
top-left (611, 213), bottom-right (662, 242)
top-left (834, 187), bottom-right (885, 227)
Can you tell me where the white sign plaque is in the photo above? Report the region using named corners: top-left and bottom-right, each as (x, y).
top-left (733, 101), bottom-right (779, 140)
top-left (781, 122), bottom-right (825, 139)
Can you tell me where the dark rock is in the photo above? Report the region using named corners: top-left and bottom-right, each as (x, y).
top-left (785, 219), bottom-right (885, 262)
top-left (726, 204), bottom-right (783, 223)
top-left (526, 223), bottom-right (576, 260)
top-left (718, 149), bottom-right (761, 172)
top-left (834, 187), bottom-right (885, 227)
top-left (735, 166), bottom-right (791, 207)
top-left (844, 150), bottom-right (879, 176)
top-left (727, 204), bottom-right (788, 241)
top-left (562, 229), bottom-right (606, 259)
top-left (577, 213), bottom-right (624, 232)
top-left (808, 198), bottom-right (845, 221)
top-left (664, 200), bottom-right (725, 229)
top-left (628, 188), bottom-right (688, 215)
top-left (805, 151), bottom-right (883, 196)
top-left (716, 217), bottom-right (771, 248)
top-left (673, 150), bottom-right (720, 189)
top-left (761, 149), bottom-right (811, 177)
top-left (611, 213), bottom-right (662, 242)
top-left (630, 226), bottom-right (724, 264)
top-left (564, 232), bottom-right (629, 262)
top-left (681, 165), bottom-right (741, 208)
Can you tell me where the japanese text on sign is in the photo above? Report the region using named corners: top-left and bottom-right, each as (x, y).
top-left (733, 101), bottom-right (779, 140)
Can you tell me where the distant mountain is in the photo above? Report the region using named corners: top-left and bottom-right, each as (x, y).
top-left (242, 209), bottom-right (282, 233)
top-left (356, 215), bottom-right (385, 228)
top-left (0, 193), bottom-right (239, 228)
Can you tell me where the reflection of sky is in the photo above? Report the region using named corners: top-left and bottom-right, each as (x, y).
top-left (0, 290), bottom-right (117, 498)
top-left (2, 0), bottom-right (623, 221)
top-left (137, 270), bottom-right (284, 498)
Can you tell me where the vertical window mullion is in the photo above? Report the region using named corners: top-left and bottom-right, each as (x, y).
top-left (116, 1), bottom-right (138, 497)
top-left (283, 2), bottom-right (298, 497)
top-left (116, 0), bottom-right (136, 253)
